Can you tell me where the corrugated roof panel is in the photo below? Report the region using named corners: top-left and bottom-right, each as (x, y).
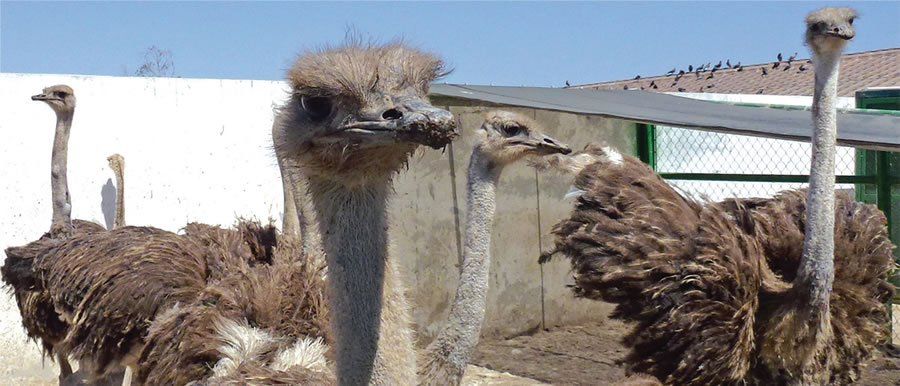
top-left (430, 84), bottom-right (900, 151)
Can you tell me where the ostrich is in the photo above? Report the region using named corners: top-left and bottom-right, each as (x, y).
top-left (541, 7), bottom-right (893, 385)
top-left (107, 154), bottom-right (126, 229)
top-left (1, 85), bottom-right (107, 384)
top-left (419, 111), bottom-right (570, 384)
top-left (136, 108), bottom-right (571, 385)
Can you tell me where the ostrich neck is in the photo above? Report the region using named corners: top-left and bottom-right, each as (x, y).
top-left (50, 110), bottom-right (74, 235)
top-left (795, 52), bottom-right (840, 312)
top-left (113, 164), bottom-right (125, 228)
top-left (421, 147), bottom-right (499, 382)
top-left (277, 155), bottom-right (301, 236)
top-left (307, 175), bottom-right (413, 385)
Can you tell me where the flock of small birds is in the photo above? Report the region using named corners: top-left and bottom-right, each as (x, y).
top-left (568, 51), bottom-right (815, 94)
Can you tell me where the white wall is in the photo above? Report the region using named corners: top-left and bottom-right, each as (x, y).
top-left (0, 73), bottom-right (292, 381)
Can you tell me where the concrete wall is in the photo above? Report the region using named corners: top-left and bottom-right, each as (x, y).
top-left (405, 99), bottom-right (634, 342)
top-left (0, 73), bottom-right (632, 379)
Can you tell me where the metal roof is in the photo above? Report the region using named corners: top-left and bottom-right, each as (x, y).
top-left (571, 48), bottom-right (900, 97)
top-left (430, 84), bottom-right (900, 152)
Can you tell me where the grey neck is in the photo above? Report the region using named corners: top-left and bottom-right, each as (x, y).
top-left (307, 175), bottom-right (391, 386)
top-left (422, 147), bottom-right (501, 382)
top-left (795, 52), bottom-right (840, 312)
top-left (50, 110), bottom-right (74, 236)
top-left (277, 155), bottom-right (301, 237)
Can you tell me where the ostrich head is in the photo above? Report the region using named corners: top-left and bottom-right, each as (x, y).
top-left (805, 7), bottom-right (856, 56)
top-left (32, 85), bottom-right (76, 115)
top-left (107, 154), bottom-right (125, 173)
top-left (475, 111), bottom-right (572, 166)
top-left (272, 42), bottom-right (458, 186)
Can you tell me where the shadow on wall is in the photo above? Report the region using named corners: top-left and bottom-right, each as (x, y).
top-left (100, 178), bottom-right (116, 230)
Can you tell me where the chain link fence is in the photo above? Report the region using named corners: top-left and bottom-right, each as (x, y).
top-left (655, 126), bottom-right (857, 200)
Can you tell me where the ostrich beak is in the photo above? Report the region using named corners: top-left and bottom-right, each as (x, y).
top-left (534, 134), bottom-right (572, 155)
top-left (31, 93), bottom-right (60, 102)
top-left (334, 96), bottom-right (458, 149)
top-left (826, 26), bottom-right (854, 40)
top-left (512, 134), bottom-right (572, 155)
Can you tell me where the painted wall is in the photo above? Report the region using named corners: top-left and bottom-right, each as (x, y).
top-left (0, 73), bottom-right (632, 380)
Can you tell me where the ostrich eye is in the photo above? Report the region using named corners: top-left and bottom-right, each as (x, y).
top-left (57, 91), bottom-right (67, 98)
top-left (501, 124), bottom-right (523, 137)
top-left (848, 17), bottom-right (854, 25)
top-left (300, 96), bottom-right (333, 121)
top-left (813, 22), bottom-right (826, 32)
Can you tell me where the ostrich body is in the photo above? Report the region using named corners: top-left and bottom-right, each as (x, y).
top-left (543, 8), bottom-right (893, 385)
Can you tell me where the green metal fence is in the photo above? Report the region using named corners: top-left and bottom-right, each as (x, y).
top-left (635, 89), bottom-right (900, 342)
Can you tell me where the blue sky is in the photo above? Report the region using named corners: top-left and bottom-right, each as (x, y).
top-left (2, 1), bottom-right (898, 87)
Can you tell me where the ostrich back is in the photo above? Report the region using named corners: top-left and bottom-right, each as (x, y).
top-left (547, 145), bottom-right (765, 385)
top-left (137, 234), bottom-right (334, 385)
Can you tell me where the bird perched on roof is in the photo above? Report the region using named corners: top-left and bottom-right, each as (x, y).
top-left (773, 61), bottom-right (780, 69)
top-left (783, 62), bottom-right (792, 71)
top-left (634, 75), bottom-right (641, 80)
top-left (677, 70), bottom-right (685, 77)
top-left (726, 59), bottom-right (732, 68)
top-left (798, 64), bottom-right (808, 72)
top-left (666, 68), bottom-right (676, 75)
top-left (757, 88), bottom-right (764, 94)
top-left (777, 52), bottom-right (783, 61)
top-left (688, 64), bottom-right (693, 72)
top-left (734, 61), bottom-right (741, 67)
top-left (788, 52), bottom-right (797, 62)
top-left (762, 67), bottom-right (769, 75)
top-left (677, 87), bottom-right (686, 92)
top-left (565, 80), bottom-right (570, 87)
top-left (714, 60), bottom-right (722, 69)
top-left (736, 66), bottom-right (744, 72)
top-left (650, 81), bottom-right (658, 89)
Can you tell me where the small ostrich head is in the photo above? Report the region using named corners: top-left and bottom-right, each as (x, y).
top-left (273, 41), bottom-right (458, 186)
top-left (475, 111), bottom-right (572, 166)
top-left (107, 154), bottom-right (125, 173)
top-left (805, 7), bottom-right (856, 56)
top-left (31, 85), bottom-right (76, 115)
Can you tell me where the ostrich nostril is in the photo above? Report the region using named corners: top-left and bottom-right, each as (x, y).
top-left (833, 27), bottom-right (841, 33)
top-left (544, 138), bottom-right (557, 144)
top-left (382, 108), bottom-right (403, 120)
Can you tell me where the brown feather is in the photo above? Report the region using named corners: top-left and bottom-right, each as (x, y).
top-left (2, 219), bottom-right (106, 361)
top-left (137, 234), bottom-right (332, 385)
top-left (4, 220), bottom-right (277, 380)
